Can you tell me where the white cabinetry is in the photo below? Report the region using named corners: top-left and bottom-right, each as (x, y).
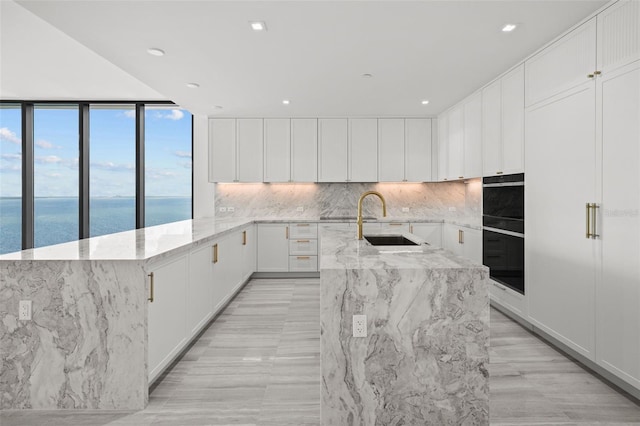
top-left (188, 243), bottom-right (215, 336)
top-left (257, 223), bottom-right (290, 272)
top-left (410, 223), bottom-right (442, 247)
top-left (378, 118), bottom-right (405, 181)
top-left (348, 118), bottom-right (378, 182)
top-left (596, 0), bottom-right (640, 75)
top-left (240, 225), bottom-right (256, 283)
top-left (318, 119), bottom-right (348, 182)
top-left (289, 223), bottom-right (319, 272)
top-left (405, 118), bottom-right (433, 182)
top-left (443, 224), bottom-right (481, 263)
top-left (263, 118), bottom-right (291, 183)
top-left (148, 255), bottom-right (189, 382)
top-left (291, 119), bottom-right (318, 182)
top-left (525, 18), bottom-right (597, 107)
top-left (482, 64), bottom-right (525, 176)
top-left (463, 92), bottom-right (483, 179)
top-left (446, 104), bottom-right (465, 180)
top-left (209, 118), bottom-right (263, 182)
top-left (437, 113), bottom-right (449, 181)
top-left (595, 60), bottom-right (640, 389)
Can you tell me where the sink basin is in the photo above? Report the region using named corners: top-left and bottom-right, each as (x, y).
top-left (364, 235), bottom-right (418, 246)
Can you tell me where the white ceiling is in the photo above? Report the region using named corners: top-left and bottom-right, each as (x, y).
top-left (9, 0), bottom-right (608, 117)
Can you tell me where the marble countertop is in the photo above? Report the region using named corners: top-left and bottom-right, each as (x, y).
top-left (320, 228), bottom-right (486, 271)
top-left (0, 216), bottom-right (481, 262)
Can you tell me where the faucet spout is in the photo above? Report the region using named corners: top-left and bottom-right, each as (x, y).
top-left (357, 191), bottom-right (387, 240)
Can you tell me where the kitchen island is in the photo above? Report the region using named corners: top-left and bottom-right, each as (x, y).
top-left (320, 229), bottom-right (489, 424)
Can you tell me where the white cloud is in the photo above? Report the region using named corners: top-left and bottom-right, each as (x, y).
top-left (0, 164), bottom-right (21, 172)
top-left (1, 153), bottom-right (21, 161)
top-left (156, 109), bottom-right (185, 121)
top-left (147, 169), bottom-right (179, 179)
top-left (180, 161), bottom-right (192, 169)
top-left (123, 110), bottom-right (136, 119)
top-left (174, 150), bottom-right (192, 158)
top-left (35, 155), bottom-right (62, 164)
top-left (91, 161), bottom-right (135, 172)
top-left (0, 127), bottom-right (20, 144)
top-left (35, 139), bottom-right (60, 149)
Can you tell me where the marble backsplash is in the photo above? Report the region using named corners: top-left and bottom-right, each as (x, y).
top-left (214, 180), bottom-right (482, 225)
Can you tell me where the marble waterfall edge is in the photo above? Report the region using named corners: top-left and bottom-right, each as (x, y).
top-left (0, 260), bottom-right (147, 409)
top-left (320, 231), bottom-right (489, 424)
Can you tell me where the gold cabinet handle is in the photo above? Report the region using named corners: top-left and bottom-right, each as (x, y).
top-left (213, 243), bottom-right (219, 263)
top-left (389, 223), bottom-right (403, 226)
top-left (296, 256), bottom-right (310, 260)
top-left (587, 73), bottom-right (595, 78)
top-left (460, 230), bottom-right (464, 244)
top-left (591, 203), bottom-right (599, 239)
top-left (458, 229), bottom-right (462, 244)
top-left (586, 203), bottom-right (592, 239)
top-left (458, 176), bottom-right (464, 179)
top-left (410, 224), bottom-right (413, 233)
top-left (148, 272), bottom-right (154, 303)
top-left (285, 226), bottom-right (289, 239)
top-left (296, 239), bottom-right (310, 243)
top-left (594, 71), bottom-right (602, 76)
top-left (296, 223), bottom-right (310, 227)
top-left (496, 171), bottom-right (503, 175)
top-left (242, 230), bottom-right (247, 246)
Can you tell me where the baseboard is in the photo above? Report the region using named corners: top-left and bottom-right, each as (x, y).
top-left (251, 271), bottom-right (320, 279)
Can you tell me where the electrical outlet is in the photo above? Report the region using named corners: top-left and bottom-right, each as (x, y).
top-left (219, 207), bottom-right (227, 212)
top-left (352, 314), bottom-right (367, 337)
top-left (227, 206), bottom-right (235, 212)
top-left (402, 207), bottom-right (410, 213)
top-left (296, 206), bottom-right (304, 212)
top-left (19, 300), bottom-right (32, 321)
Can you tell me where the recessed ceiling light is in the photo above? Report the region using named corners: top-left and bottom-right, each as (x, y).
top-left (282, 100), bottom-right (290, 105)
top-left (421, 100), bottom-right (430, 105)
top-left (502, 24), bottom-right (517, 32)
top-left (147, 48), bottom-right (165, 57)
top-left (362, 73), bottom-right (373, 78)
top-left (250, 21), bottom-right (267, 31)
top-left (186, 82), bottom-right (200, 89)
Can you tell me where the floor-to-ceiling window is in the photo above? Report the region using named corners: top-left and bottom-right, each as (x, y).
top-left (89, 105), bottom-right (136, 237)
top-left (33, 104), bottom-right (79, 248)
top-left (0, 103), bottom-right (22, 254)
top-left (0, 101), bottom-right (192, 255)
top-left (144, 106), bottom-right (192, 227)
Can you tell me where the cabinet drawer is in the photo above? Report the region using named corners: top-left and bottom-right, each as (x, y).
top-left (289, 223), bottom-right (318, 239)
top-left (289, 255), bottom-right (318, 272)
top-left (490, 280), bottom-right (526, 318)
top-left (289, 238), bottom-right (318, 255)
top-left (380, 222), bottom-right (410, 233)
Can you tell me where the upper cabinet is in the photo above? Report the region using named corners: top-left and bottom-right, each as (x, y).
top-left (264, 118), bottom-right (291, 183)
top-left (437, 113), bottom-right (449, 181)
top-left (525, 18), bottom-right (597, 107)
top-left (482, 64), bottom-right (525, 176)
top-left (405, 118), bottom-right (433, 182)
top-left (596, 0), bottom-right (640, 75)
top-left (318, 118), bottom-right (348, 182)
top-left (291, 119), bottom-right (318, 182)
top-left (209, 118), bottom-right (263, 182)
top-left (378, 118), bottom-right (405, 181)
top-left (463, 91), bottom-right (483, 179)
top-left (349, 118), bottom-right (378, 182)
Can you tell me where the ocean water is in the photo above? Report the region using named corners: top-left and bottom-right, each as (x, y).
top-left (0, 197), bottom-right (191, 255)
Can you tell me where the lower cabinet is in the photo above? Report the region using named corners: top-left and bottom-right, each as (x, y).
top-left (410, 223), bottom-right (442, 247)
top-left (148, 255), bottom-right (189, 382)
top-left (188, 243), bottom-right (216, 336)
top-left (241, 225), bottom-right (256, 283)
top-left (443, 223), bottom-right (482, 263)
top-left (257, 223), bottom-right (290, 272)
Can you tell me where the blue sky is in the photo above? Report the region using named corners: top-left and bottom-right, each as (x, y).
top-left (0, 104), bottom-right (191, 198)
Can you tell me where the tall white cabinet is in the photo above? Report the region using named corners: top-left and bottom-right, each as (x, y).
top-left (526, 2), bottom-right (640, 391)
top-left (318, 118), bottom-right (349, 182)
top-left (209, 118), bottom-right (263, 182)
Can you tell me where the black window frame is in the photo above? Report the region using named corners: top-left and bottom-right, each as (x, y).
top-left (0, 99), bottom-right (194, 251)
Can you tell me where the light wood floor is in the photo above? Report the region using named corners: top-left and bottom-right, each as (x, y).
top-left (2, 278), bottom-right (639, 425)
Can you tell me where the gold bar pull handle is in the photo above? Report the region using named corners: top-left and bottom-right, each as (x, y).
top-left (213, 243), bottom-right (219, 263)
top-left (297, 256), bottom-right (310, 260)
top-left (296, 223), bottom-right (310, 227)
top-left (389, 223), bottom-right (403, 226)
top-left (285, 226), bottom-right (289, 239)
top-left (410, 224), bottom-right (413, 233)
top-left (460, 230), bottom-right (464, 244)
top-left (296, 239), bottom-right (310, 243)
top-left (591, 203), bottom-right (599, 239)
top-left (586, 203), bottom-right (592, 239)
top-left (242, 230), bottom-right (247, 246)
top-left (148, 272), bottom-right (154, 303)
top-left (458, 229), bottom-right (462, 244)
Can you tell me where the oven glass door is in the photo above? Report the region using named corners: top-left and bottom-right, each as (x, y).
top-left (483, 229), bottom-right (524, 294)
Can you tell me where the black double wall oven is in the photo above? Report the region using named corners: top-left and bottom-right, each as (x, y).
top-left (482, 173), bottom-right (525, 294)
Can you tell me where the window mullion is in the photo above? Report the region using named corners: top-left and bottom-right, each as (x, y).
top-left (21, 103), bottom-right (34, 250)
top-left (135, 103), bottom-right (145, 229)
top-left (79, 103), bottom-right (90, 239)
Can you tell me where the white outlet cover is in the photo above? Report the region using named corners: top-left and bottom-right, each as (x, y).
top-left (352, 314), bottom-right (367, 337)
top-left (296, 206), bottom-right (304, 212)
top-left (449, 207), bottom-right (457, 212)
top-left (402, 207), bottom-right (410, 212)
top-left (19, 300), bottom-right (32, 321)
top-left (219, 207), bottom-right (227, 212)
top-left (227, 207), bottom-right (235, 212)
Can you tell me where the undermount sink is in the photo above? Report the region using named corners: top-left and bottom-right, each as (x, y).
top-left (364, 235), bottom-right (419, 246)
